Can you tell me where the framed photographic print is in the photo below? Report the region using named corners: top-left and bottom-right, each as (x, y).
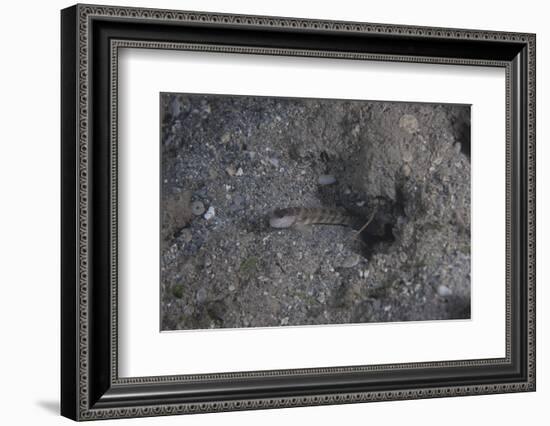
top-left (61, 4), bottom-right (536, 421)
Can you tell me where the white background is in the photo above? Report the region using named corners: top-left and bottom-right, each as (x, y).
top-left (119, 49), bottom-right (505, 376)
top-left (0, 0), bottom-right (547, 425)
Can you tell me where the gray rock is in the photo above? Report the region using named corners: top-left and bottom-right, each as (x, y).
top-left (191, 201), bottom-right (205, 216)
top-left (221, 132), bottom-right (231, 144)
top-left (454, 142), bottom-right (462, 154)
top-left (341, 254), bottom-right (361, 268)
top-left (437, 285), bottom-right (453, 297)
top-left (318, 174), bottom-right (337, 185)
top-left (203, 206), bottom-right (215, 220)
top-left (180, 228), bottom-right (193, 243)
top-left (225, 165), bottom-right (237, 176)
top-left (196, 288), bottom-right (208, 303)
top-left (401, 163), bottom-right (412, 177)
top-left (399, 114), bottom-right (419, 134)
top-left (194, 187), bottom-right (208, 197)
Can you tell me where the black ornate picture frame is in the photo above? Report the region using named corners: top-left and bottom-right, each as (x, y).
top-left (61, 4), bottom-right (536, 421)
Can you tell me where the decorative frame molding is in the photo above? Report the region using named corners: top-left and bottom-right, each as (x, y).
top-left (61, 4), bottom-right (535, 421)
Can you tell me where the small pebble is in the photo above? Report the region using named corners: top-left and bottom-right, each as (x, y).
top-left (221, 132), bottom-right (231, 144)
top-left (437, 284), bottom-right (453, 297)
top-left (233, 194), bottom-right (245, 205)
top-left (402, 163), bottom-right (412, 177)
top-left (191, 201), bottom-right (205, 216)
top-left (195, 288), bottom-right (207, 303)
top-left (225, 166), bottom-right (236, 176)
top-left (342, 254), bottom-right (360, 268)
top-left (195, 187), bottom-right (208, 197)
top-left (180, 228), bottom-right (192, 243)
top-left (318, 174), bottom-right (337, 185)
top-left (268, 157), bottom-right (280, 167)
top-left (203, 206), bottom-right (215, 220)
top-left (235, 167), bottom-right (244, 176)
top-left (399, 114), bottom-right (420, 134)
top-left (454, 142), bottom-right (462, 154)
top-left (402, 150), bottom-right (413, 163)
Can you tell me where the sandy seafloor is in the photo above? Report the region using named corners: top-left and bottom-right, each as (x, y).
top-left (160, 93), bottom-right (471, 331)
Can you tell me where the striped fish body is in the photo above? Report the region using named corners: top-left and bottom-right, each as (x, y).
top-left (269, 207), bottom-right (358, 229)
